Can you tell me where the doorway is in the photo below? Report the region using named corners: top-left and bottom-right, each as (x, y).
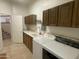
top-left (0, 15), bottom-right (12, 47)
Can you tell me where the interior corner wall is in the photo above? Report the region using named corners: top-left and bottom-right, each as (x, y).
top-left (29, 0), bottom-right (79, 39)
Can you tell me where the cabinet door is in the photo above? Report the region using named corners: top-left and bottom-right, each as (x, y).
top-left (28, 37), bottom-right (33, 52)
top-left (72, 0), bottom-right (79, 27)
top-left (25, 16), bottom-right (30, 24)
top-left (23, 33), bottom-right (28, 46)
top-left (23, 33), bottom-right (26, 45)
top-left (23, 33), bottom-right (33, 53)
top-left (43, 10), bottom-right (49, 26)
top-left (25, 15), bottom-right (37, 25)
top-left (58, 1), bottom-right (74, 27)
top-left (23, 33), bottom-right (25, 44)
top-left (30, 15), bottom-right (37, 25)
top-left (48, 7), bottom-right (59, 26)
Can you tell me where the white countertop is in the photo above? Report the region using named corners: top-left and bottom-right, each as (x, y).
top-left (23, 30), bottom-right (79, 59)
top-left (34, 36), bottom-right (79, 59)
top-left (23, 31), bottom-right (38, 37)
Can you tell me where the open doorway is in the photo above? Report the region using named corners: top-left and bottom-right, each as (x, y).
top-left (0, 15), bottom-right (12, 47)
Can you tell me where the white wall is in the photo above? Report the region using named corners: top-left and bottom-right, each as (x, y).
top-left (0, 0), bottom-right (29, 44)
top-left (0, 0), bottom-right (29, 15)
top-left (29, 0), bottom-right (73, 20)
top-left (0, 0), bottom-right (12, 15)
top-left (11, 2), bottom-right (31, 30)
top-left (11, 15), bottom-right (23, 43)
top-left (0, 0), bottom-right (30, 17)
top-left (0, 0), bottom-right (11, 51)
top-left (12, 4), bottom-right (29, 16)
top-left (47, 26), bottom-right (79, 39)
top-left (0, 22), bottom-right (3, 51)
top-left (29, 0), bottom-right (79, 39)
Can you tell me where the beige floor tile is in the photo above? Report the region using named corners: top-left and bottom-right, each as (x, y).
top-left (3, 39), bottom-right (33, 59)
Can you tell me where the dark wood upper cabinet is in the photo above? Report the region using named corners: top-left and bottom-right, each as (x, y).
top-left (58, 1), bottom-right (74, 27)
top-left (25, 15), bottom-right (37, 25)
top-left (42, 10), bottom-right (49, 26)
top-left (42, 1), bottom-right (79, 28)
top-left (48, 7), bottom-right (59, 26)
top-left (42, 7), bottom-right (59, 26)
top-left (24, 16), bottom-right (29, 24)
top-left (42, 1), bottom-right (74, 27)
top-left (72, 0), bottom-right (79, 28)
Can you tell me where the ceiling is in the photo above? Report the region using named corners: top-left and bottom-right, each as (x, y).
top-left (11, 0), bottom-right (38, 6)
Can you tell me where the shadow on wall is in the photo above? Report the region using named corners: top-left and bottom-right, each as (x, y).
top-left (47, 26), bottom-right (79, 39)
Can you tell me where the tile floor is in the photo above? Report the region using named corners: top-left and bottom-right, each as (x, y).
top-left (3, 39), bottom-right (33, 59)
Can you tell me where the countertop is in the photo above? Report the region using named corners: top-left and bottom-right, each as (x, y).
top-left (23, 30), bottom-right (53, 38)
top-left (23, 31), bottom-right (38, 37)
top-left (23, 30), bottom-right (79, 59)
top-left (34, 36), bottom-right (79, 59)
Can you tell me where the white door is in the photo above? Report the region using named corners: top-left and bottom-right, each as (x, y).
top-left (11, 15), bottom-right (23, 43)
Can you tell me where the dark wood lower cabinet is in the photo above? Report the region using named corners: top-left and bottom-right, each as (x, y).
top-left (28, 38), bottom-right (33, 52)
top-left (23, 32), bottom-right (33, 53)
